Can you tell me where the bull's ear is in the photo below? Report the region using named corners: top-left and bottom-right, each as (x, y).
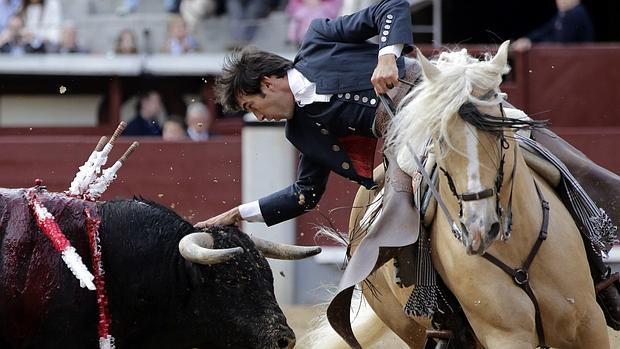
top-left (416, 47), bottom-right (440, 82)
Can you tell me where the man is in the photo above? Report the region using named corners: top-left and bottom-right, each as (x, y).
top-left (123, 90), bottom-right (165, 136)
top-left (195, 0), bottom-right (415, 228)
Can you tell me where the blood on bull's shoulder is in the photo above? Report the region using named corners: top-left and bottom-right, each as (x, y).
top-left (0, 189), bottom-right (319, 349)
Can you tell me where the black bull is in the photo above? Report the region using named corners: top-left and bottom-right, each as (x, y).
top-left (0, 188), bottom-right (318, 349)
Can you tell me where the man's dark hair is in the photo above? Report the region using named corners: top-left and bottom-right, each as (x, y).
top-left (215, 47), bottom-right (293, 112)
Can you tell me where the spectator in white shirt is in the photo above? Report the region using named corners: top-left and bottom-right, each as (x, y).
top-left (20, 0), bottom-right (61, 48)
top-left (185, 101), bottom-right (213, 141)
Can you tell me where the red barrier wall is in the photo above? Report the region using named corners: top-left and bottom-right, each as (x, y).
top-left (0, 136), bottom-right (241, 222)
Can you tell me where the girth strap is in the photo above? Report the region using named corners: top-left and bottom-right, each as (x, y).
top-left (481, 181), bottom-right (550, 348)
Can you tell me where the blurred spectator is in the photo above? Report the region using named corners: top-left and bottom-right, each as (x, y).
top-left (286, 0), bottom-right (342, 47)
top-left (115, 28), bottom-right (138, 54)
top-left (179, 0), bottom-right (215, 32)
top-left (185, 101), bottom-right (213, 141)
top-left (21, 0), bottom-right (62, 48)
top-left (162, 117), bottom-right (189, 141)
top-left (47, 23), bottom-right (88, 53)
top-left (0, 14), bottom-right (44, 54)
top-left (227, 0), bottom-right (271, 49)
top-left (0, 0), bottom-right (21, 32)
top-left (116, 0), bottom-right (181, 16)
top-left (162, 14), bottom-right (199, 54)
top-left (512, 0), bottom-right (593, 52)
top-left (124, 90), bottom-right (165, 136)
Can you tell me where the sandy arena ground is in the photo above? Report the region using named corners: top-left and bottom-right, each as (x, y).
top-left (283, 305), bottom-right (620, 348)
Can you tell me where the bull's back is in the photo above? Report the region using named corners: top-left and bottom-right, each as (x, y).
top-left (0, 189), bottom-right (99, 348)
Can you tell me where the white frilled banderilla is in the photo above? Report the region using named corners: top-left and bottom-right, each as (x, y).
top-left (67, 121), bottom-right (139, 200)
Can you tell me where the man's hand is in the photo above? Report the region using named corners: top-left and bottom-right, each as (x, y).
top-left (194, 206), bottom-right (242, 229)
top-left (371, 54), bottom-right (399, 95)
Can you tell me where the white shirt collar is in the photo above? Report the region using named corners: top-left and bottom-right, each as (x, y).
top-left (287, 68), bottom-right (332, 107)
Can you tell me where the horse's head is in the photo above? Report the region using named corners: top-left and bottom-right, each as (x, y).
top-left (387, 41), bottom-right (544, 255)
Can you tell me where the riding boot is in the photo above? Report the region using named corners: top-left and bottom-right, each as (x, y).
top-left (530, 128), bottom-right (620, 228)
top-left (531, 128), bottom-right (620, 329)
top-left (366, 147), bottom-right (420, 252)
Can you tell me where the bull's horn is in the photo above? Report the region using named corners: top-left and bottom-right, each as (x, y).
top-left (179, 232), bottom-right (244, 265)
top-left (250, 235), bottom-right (322, 260)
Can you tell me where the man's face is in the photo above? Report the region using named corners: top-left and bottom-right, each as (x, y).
top-left (237, 77), bottom-right (295, 121)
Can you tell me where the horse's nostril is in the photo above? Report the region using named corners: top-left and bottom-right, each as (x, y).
top-left (488, 222), bottom-right (500, 239)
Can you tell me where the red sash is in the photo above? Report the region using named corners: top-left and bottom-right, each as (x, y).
top-left (337, 136), bottom-right (377, 179)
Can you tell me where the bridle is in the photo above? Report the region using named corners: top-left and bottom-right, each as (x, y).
top-left (439, 102), bottom-right (517, 242)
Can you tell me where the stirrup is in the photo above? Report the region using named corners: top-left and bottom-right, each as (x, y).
top-left (595, 272), bottom-right (620, 294)
top-left (595, 272), bottom-right (620, 330)
top-left (426, 330), bottom-right (452, 349)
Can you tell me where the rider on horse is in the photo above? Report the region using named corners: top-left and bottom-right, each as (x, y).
top-left (193, 0), bottom-right (620, 340)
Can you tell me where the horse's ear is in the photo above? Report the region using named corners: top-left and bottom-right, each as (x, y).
top-left (416, 47), bottom-right (440, 82)
top-left (490, 40), bottom-right (510, 71)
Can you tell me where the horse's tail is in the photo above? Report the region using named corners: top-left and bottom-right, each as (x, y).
top-left (298, 290), bottom-right (390, 349)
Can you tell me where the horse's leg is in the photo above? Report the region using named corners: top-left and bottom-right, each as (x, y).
top-left (363, 267), bottom-right (428, 348)
top-left (564, 311), bottom-right (609, 349)
top-left (477, 330), bottom-right (537, 349)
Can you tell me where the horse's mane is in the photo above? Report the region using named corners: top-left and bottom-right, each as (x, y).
top-left (385, 47), bottom-right (510, 168)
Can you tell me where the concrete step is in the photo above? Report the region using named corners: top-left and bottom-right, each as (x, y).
top-left (73, 11), bottom-right (295, 54)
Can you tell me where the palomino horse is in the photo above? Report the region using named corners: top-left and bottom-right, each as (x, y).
top-left (343, 41), bottom-right (610, 348)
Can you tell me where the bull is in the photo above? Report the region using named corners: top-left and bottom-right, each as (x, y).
top-left (0, 188), bottom-right (320, 348)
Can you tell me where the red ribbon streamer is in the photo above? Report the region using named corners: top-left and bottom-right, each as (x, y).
top-left (28, 192), bottom-right (71, 252)
top-left (85, 208), bottom-right (113, 341)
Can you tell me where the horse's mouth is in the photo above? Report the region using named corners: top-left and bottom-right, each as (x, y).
top-left (464, 222), bottom-right (500, 255)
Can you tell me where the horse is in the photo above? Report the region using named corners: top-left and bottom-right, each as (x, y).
top-left (306, 41), bottom-right (610, 349)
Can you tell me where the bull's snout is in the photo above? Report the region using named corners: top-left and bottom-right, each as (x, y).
top-left (276, 335), bottom-right (295, 349)
top-left (262, 324), bottom-right (295, 349)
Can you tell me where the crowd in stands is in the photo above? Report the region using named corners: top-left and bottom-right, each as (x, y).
top-left (0, 0), bottom-right (350, 55)
top-left (0, 0), bottom-right (597, 55)
top-left (0, 0), bottom-right (598, 141)
top-left (123, 89), bottom-right (216, 141)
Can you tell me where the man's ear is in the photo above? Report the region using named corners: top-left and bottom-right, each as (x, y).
top-left (261, 76), bottom-right (273, 90)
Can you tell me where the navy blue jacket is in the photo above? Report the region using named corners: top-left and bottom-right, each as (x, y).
top-left (258, 0), bottom-right (413, 226)
top-left (528, 4), bottom-right (593, 43)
